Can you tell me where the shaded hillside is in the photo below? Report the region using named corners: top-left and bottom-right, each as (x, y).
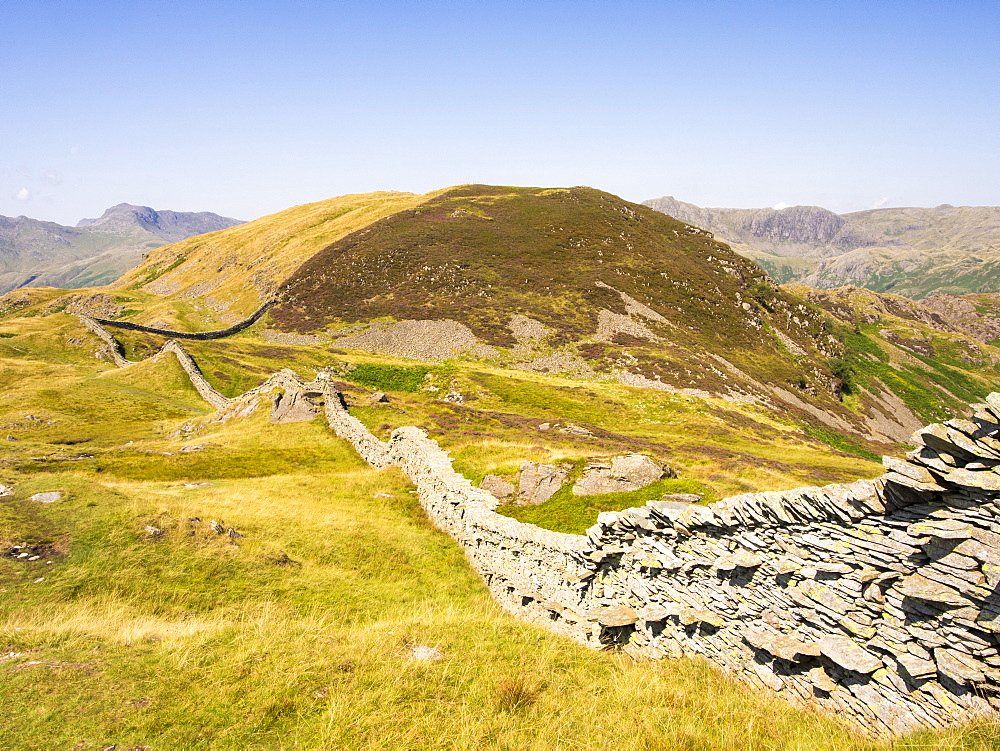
top-left (0, 204), bottom-right (242, 293)
top-left (644, 196), bottom-right (1000, 298)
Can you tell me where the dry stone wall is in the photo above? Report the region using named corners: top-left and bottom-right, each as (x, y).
top-left (78, 315), bottom-right (131, 367)
top-left (331, 393), bottom-right (1000, 737)
top-left (78, 315), bottom-right (231, 410)
top-left (90, 300), bottom-right (274, 340)
top-left (159, 340), bottom-right (231, 410)
top-left (75, 314), bottom-right (1000, 736)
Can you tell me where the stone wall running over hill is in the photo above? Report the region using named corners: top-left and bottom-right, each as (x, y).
top-left (78, 315), bottom-right (131, 367)
top-left (79, 315), bottom-right (231, 409)
top-left (77, 314), bottom-right (1000, 737)
top-left (159, 340), bottom-right (231, 410)
top-left (91, 300), bottom-right (273, 340)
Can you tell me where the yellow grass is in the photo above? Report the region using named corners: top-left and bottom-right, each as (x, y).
top-left (112, 189), bottom-right (449, 327)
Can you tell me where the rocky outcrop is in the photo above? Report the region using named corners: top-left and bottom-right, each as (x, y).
top-left (572, 455), bottom-right (665, 496)
top-left (517, 462), bottom-right (569, 505)
top-left (480, 474), bottom-right (516, 502)
top-left (271, 390), bottom-right (322, 423)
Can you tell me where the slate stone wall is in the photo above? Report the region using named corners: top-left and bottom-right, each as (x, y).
top-left (78, 315), bottom-right (131, 367)
top-left (72, 314), bottom-right (1000, 736)
top-left (160, 340), bottom-right (231, 410)
top-left (89, 300), bottom-right (274, 340)
top-left (333, 392), bottom-right (1000, 737)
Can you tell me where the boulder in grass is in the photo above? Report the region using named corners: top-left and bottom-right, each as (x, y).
top-left (517, 462), bottom-right (569, 505)
top-left (481, 475), bottom-right (516, 502)
top-left (31, 492), bottom-right (62, 504)
top-left (572, 455), bottom-right (666, 496)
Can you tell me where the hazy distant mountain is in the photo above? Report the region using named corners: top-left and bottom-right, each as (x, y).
top-left (0, 204), bottom-right (243, 294)
top-left (643, 196), bottom-right (1000, 299)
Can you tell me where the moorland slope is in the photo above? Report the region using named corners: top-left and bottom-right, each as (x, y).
top-left (25, 184), bottom-right (1000, 451)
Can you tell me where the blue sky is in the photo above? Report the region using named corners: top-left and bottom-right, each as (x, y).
top-left (2, 0), bottom-right (997, 224)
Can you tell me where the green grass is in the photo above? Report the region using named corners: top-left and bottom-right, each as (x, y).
top-left (803, 425), bottom-right (882, 462)
top-left (346, 362), bottom-right (436, 393)
top-left (3, 442), bottom-right (989, 750)
top-left (0, 303), bottom-right (997, 748)
top-left (498, 477), bottom-right (719, 534)
top-left (0, 423), bottom-right (882, 751)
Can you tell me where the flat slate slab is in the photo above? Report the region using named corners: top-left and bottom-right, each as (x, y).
top-left (30, 492), bottom-right (62, 503)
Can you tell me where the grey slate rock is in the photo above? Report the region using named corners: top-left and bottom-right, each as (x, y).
top-left (30, 492), bottom-right (62, 503)
top-left (517, 462), bottom-right (569, 505)
top-left (572, 455), bottom-right (665, 496)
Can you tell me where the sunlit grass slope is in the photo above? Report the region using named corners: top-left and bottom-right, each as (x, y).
top-left (0, 314), bottom-right (998, 748)
top-left (111, 189), bottom-right (445, 327)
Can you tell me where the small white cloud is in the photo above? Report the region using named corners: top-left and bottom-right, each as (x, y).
top-left (42, 171), bottom-right (61, 186)
top-left (772, 201), bottom-right (790, 210)
top-left (871, 196), bottom-right (890, 209)
top-left (14, 187), bottom-right (30, 201)
top-left (69, 145), bottom-right (80, 155)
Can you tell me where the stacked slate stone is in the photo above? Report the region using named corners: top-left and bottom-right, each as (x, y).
top-left (319, 378), bottom-right (1000, 738)
top-left (387, 426), bottom-right (597, 642)
top-left (325, 390), bottom-right (392, 468)
top-left (577, 399), bottom-right (1000, 737)
top-left (78, 314), bottom-right (131, 367)
top-left (160, 341), bottom-right (230, 409)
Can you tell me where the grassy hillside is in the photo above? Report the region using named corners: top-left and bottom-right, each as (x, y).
top-left (268, 185), bottom-right (1000, 447)
top-left (111, 190), bottom-right (442, 328)
top-left (272, 186), bottom-right (840, 398)
top-left (3, 311), bottom-right (1000, 748)
top-left (13, 184), bottom-right (1000, 464)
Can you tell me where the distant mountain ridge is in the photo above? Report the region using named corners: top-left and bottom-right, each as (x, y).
top-left (643, 196), bottom-right (1000, 298)
top-left (76, 203), bottom-right (241, 243)
top-left (0, 203), bottom-right (243, 294)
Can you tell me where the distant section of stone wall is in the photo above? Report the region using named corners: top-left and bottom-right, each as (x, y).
top-left (90, 300), bottom-right (273, 340)
top-left (78, 315), bottom-right (131, 367)
top-left (159, 340), bottom-right (230, 410)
